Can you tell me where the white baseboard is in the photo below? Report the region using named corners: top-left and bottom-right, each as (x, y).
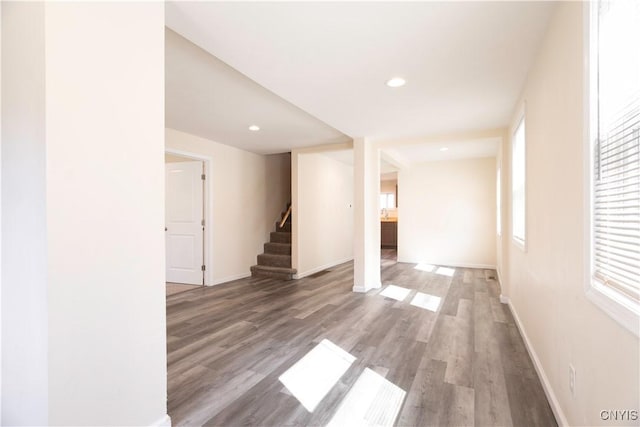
top-left (451, 262), bottom-right (497, 270)
top-left (150, 414), bottom-right (171, 427)
top-left (210, 272), bottom-right (251, 286)
top-left (506, 300), bottom-right (569, 427)
top-left (496, 270), bottom-right (510, 305)
top-left (397, 259), bottom-right (497, 270)
top-left (352, 283), bottom-right (381, 293)
top-left (293, 257), bottom-right (353, 279)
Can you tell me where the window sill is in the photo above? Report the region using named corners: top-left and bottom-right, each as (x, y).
top-left (512, 236), bottom-right (526, 252)
top-left (586, 282), bottom-right (640, 337)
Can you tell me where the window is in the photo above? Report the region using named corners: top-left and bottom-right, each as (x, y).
top-left (587, 0), bottom-right (640, 334)
top-left (497, 167), bottom-right (502, 236)
top-left (512, 118), bottom-right (526, 246)
top-left (380, 193), bottom-right (395, 210)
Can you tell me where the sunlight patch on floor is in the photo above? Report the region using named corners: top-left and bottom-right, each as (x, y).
top-left (435, 266), bottom-right (455, 277)
top-left (414, 263), bottom-right (435, 272)
top-left (414, 264), bottom-right (456, 277)
top-left (327, 368), bottom-right (406, 427)
top-left (379, 284), bottom-right (411, 301)
top-left (410, 292), bottom-right (442, 312)
top-left (279, 339), bottom-right (356, 412)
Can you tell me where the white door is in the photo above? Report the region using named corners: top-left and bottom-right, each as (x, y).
top-left (165, 161), bottom-right (204, 285)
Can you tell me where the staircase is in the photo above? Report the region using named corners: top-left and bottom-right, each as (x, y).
top-left (250, 203), bottom-right (296, 280)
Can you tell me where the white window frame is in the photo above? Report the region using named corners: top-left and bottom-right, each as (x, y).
top-left (511, 113), bottom-right (526, 250)
top-left (380, 192), bottom-right (395, 210)
top-left (583, 1), bottom-right (640, 337)
top-left (497, 167), bottom-right (502, 236)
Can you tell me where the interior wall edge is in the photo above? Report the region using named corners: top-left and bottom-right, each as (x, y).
top-left (293, 257), bottom-right (354, 280)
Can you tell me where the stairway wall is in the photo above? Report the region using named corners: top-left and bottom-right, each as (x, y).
top-left (293, 150), bottom-right (354, 278)
top-left (264, 153), bottom-right (291, 243)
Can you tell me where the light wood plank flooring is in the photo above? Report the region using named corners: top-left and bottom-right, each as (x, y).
top-left (167, 257), bottom-right (556, 426)
top-left (167, 282), bottom-right (202, 296)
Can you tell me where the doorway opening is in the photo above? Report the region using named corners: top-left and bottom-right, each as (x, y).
top-left (165, 150), bottom-right (213, 293)
top-left (380, 159), bottom-right (398, 265)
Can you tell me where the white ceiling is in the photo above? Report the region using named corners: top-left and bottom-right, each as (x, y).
top-left (165, 28), bottom-right (349, 154)
top-left (166, 1), bottom-right (556, 143)
top-left (381, 172), bottom-right (398, 182)
top-left (321, 151), bottom-right (398, 173)
top-left (320, 136), bottom-right (497, 170)
top-left (321, 149), bottom-right (353, 166)
top-left (380, 159), bottom-right (399, 174)
top-left (383, 137), bottom-right (500, 165)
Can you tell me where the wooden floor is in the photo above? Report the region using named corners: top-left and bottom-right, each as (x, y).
top-left (167, 282), bottom-right (202, 296)
top-left (167, 254), bottom-right (556, 426)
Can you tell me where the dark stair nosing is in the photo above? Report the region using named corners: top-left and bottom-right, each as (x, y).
top-left (250, 265), bottom-right (296, 280)
top-left (257, 253), bottom-right (292, 268)
top-left (270, 231), bottom-right (291, 244)
top-left (264, 242), bottom-right (292, 255)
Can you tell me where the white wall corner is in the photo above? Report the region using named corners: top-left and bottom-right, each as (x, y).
top-left (352, 283), bottom-right (381, 293)
top-left (291, 150), bottom-right (299, 273)
top-left (2, 2), bottom-right (49, 424)
top-left (506, 300), bottom-right (569, 426)
top-left (294, 257), bottom-right (353, 280)
top-left (150, 414), bottom-right (171, 427)
top-left (0, 1), bottom-right (3, 422)
top-left (497, 268), bottom-right (510, 305)
top-left (294, 151), bottom-right (353, 276)
top-left (352, 137), bottom-right (381, 292)
top-left (211, 272), bottom-right (251, 286)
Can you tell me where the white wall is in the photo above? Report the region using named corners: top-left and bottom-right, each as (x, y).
top-left (3, 3), bottom-right (167, 425)
top-left (166, 128), bottom-right (291, 284)
top-left (398, 157), bottom-right (497, 268)
top-left (496, 133), bottom-right (509, 287)
top-left (165, 152), bottom-right (190, 163)
top-left (352, 138), bottom-right (381, 292)
top-left (266, 152), bottom-right (291, 226)
top-left (1, 3), bottom-right (48, 424)
top-left (380, 179), bottom-right (397, 194)
top-left (502, 3), bottom-right (639, 425)
top-left (45, 3), bottom-right (167, 425)
top-left (0, 1), bottom-right (4, 421)
top-left (294, 152), bottom-right (353, 278)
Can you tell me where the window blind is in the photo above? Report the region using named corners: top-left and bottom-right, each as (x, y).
top-left (592, 0), bottom-right (640, 303)
top-left (594, 98), bottom-right (640, 302)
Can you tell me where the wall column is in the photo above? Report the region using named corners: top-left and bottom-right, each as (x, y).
top-left (1, 3), bottom-right (48, 424)
top-left (353, 137), bottom-right (381, 292)
top-left (2, 2), bottom-right (167, 425)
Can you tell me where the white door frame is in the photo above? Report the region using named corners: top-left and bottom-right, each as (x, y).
top-left (165, 148), bottom-right (213, 286)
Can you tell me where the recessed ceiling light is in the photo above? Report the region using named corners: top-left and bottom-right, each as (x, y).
top-left (249, 125), bottom-right (260, 131)
top-left (386, 77), bottom-right (406, 88)
top-left (440, 147), bottom-right (449, 152)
